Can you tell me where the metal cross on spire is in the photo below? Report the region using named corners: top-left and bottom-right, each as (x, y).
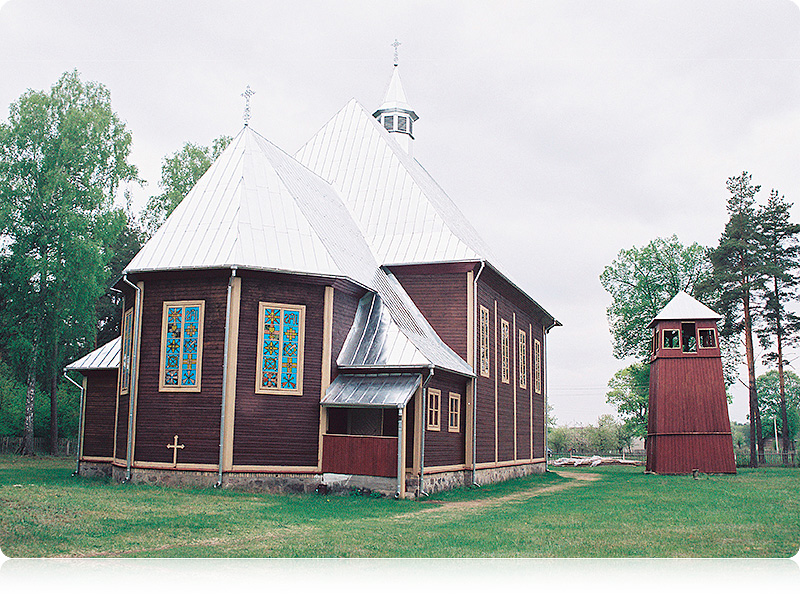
top-left (241, 85), bottom-right (255, 125)
top-left (392, 39), bottom-right (401, 66)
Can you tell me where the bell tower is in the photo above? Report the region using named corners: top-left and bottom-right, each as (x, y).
top-left (646, 291), bottom-right (736, 474)
top-left (373, 40), bottom-right (419, 156)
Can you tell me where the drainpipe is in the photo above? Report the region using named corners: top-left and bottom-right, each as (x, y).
top-left (215, 267), bottom-right (237, 489)
top-left (471, 261), bottom-right (486, 486)
top-left (121, 275), bottom-right (142, 483)
top-left (63, 371), bottom-right (85, 476)
top-left (395, 407), bottom-right (404, 499)
top-left (418, 366), bottom-right (435, 498)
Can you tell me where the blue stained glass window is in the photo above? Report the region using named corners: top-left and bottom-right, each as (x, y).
top-left (259, 303), bottom-right (303, 393)
top-left (161, 302), bottom-right (203, 390)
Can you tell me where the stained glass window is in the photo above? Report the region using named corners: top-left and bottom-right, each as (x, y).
top-left (501, 319), bottom-right (510, 384)
top-left (518, 329), bottom-right (527, 390)
top-left (479, 306), bottom-right (490, 378)
top-left (159, 301), bottom-right (204, 391)
top-left (120, 307), bottom-right (134, 394)
top-left (257, 302), bottom-right (305, 394)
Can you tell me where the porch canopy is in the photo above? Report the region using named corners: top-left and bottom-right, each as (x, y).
top-left (322, 373), bottom-right (421, 409)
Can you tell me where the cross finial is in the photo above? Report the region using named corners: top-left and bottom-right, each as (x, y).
top-left (241, 85), bottom-right (255, 125)
top-left (392, 39), bottom-right (401, 66)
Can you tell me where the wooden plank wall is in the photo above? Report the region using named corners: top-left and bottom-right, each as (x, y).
top-left (232, 272), bottom-right (325, 467)
top-left (476, 268), bottom-right (547, 464)
top-left (133, 271), bottom-right (229, 465)
top-left (423, 369), bottom-right (469, 467)
top-left (82, 370), bottom-right (118, 458)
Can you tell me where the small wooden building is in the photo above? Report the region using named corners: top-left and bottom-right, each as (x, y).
top-left (646, 291), bottom-right (736, 474)
top-left (67, 65), bottom-right (559, 496)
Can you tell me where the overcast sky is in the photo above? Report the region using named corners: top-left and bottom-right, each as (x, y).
top-left (1, 0), bottom-right (799, 426)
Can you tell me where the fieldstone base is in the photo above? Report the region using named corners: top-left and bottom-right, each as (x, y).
top-left (77, 462), bottom-right (113, 478)
top-left (92, 461), bottom-right (546, 498)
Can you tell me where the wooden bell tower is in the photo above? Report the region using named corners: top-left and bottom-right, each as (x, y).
top-left (646, 291), bottom-right (736, 474)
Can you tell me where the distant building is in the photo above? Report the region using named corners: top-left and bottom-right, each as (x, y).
top-left (67, 64), bottom-right (560, 497)
top-left (646, 291), bottom-right (736, 474)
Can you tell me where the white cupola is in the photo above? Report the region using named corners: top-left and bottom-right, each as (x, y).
top-left (373, 64), bottom-right (418, 156)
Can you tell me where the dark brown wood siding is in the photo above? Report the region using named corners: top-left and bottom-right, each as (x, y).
top-left (233, 271), bottom-right (325, 467)
top-left (331, 288), bottom-right (363, 380)
top-left (390, 263), bottom-right (470, 361)
top-left (647, 320), bottom-right (735, 474)
top-left (133, 271), bottom-right (229, 465)
top-left (476, 268), bottom-right (547, 463)
top-left (81, 370), bottom-right (118, 458)
top-left (322, 434), bottom-right (397, 477)
top-left (423, 370), bottom-right (468, 467)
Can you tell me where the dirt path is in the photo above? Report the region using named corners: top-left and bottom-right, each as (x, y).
top-left (394, 469), bottom-right (602, 519)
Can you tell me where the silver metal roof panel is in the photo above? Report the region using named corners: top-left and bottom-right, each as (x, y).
top-left (322, 373), bottom-right (422, 408)
top-left (65, 337), bottom-right (121, 372)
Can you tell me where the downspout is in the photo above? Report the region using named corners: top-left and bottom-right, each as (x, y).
top-left (63, 371), bottom-right (85, 476)
top-left (471, 260), bottom-right (486, 486)
top-left (121, 275), bottom-right (142, 483)
top-left (215, 267), bottom-right (237, 489)
top-left (395, 406), bottom-right (404, 499)
top-left (544, 319), bottom-right (557, 469)
top-left (418, 365), bottom-right (435, 498)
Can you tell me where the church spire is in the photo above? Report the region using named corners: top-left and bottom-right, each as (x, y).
top-left (373, 40), bottom-right (418, 155)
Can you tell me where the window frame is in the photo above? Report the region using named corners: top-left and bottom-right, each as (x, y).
top-left (427, 388), bottom-right (441, 431)
top-left (255, 301), bottom-right (306, 396)
top-left (500, 319), bottom-right (510, 384)
top-left (448, 392), bottom-right (461, 433)
top-left (662, 329), bottom-right (680, 349)
top-left (479, 305), bottom-right (491, 378)
top-left (159, 300), bottom-right (205, 392)
top-left (534, 338), bottom-right (542, 395)
top-left (698, 328), bottom-right (717, 349)
top-left (518, 329), bottom-right (527, 389)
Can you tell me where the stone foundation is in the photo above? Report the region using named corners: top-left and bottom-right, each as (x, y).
top-left (86, 460), bottom-right (546, 498)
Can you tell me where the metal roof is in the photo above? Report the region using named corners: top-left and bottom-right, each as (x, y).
top-left (373, 66), bottom-right (418, 120)
top-left (125, 126), bottom-right (376, 288)
top-left (649, 291), bottom-right (721, 327)
top-left (322, 373), bottom-right (421, 408)
top-left (65, 337), bottom-right (121, 372)
top-left (295, 99), bottom-right (497, 266)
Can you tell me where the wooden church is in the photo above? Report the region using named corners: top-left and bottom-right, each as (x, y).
top-left (66, 64), bottom-right (560, 497)
top-left (646, 291), bottom-right (736, 474)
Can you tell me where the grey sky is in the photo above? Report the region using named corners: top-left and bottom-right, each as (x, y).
top-left (1, 0), bottom-right (798, 426)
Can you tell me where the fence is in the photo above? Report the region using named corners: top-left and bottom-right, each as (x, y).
top-left (0, 437), bottom-right (77, 456)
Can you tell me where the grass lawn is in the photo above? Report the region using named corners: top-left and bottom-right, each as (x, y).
top-left (0, 455), bottom-right (798, 558)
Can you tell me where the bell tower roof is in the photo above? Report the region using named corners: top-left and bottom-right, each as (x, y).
top-left (373, 65), bottom-right (418, 121)
top-left (648, 291), bottom-right (721, 328)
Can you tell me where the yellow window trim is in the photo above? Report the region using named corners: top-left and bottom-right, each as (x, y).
top-left (255, 301), bottom-right (306, 396)
top-left (158, 300), bottom-right (205, 393)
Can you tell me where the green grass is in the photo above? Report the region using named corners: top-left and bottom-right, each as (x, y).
top-left (1, 455), bottom-right (798, 557)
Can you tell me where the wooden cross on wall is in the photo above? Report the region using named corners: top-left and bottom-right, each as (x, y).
top-left (167, 434), bottom-right (184, 467)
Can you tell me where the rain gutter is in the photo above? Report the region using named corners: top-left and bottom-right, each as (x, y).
top-left (63, 371), bottom-right (85, 476)
top-left (417, 365), bottom-right (435, 498)
top-left (120, 275), bottom-right (142, 483)
top-left (215, 267), bottom-right (237, 488)
top-left (471, 260), bottom-right (486, 486)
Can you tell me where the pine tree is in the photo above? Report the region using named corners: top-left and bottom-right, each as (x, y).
top-left (703, 172), bottom-right (765, 467)
top-left (755, 189), bottom-right (800, 465)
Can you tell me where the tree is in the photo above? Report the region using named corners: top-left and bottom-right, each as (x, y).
top-left (605, 362), bottom-right (649, 440)
top-left (754, 190), bottom-right (800, 465)
top-left (755, 370), bottom-right (800, 449)
top-left (0, 70), bottom-right (138, 454)
top-left (140, 136), bottom-right (231, 237)
top-left (702, 172), bottom-right (765, 466)
top-left (600, 235), bottom-right (711, 361)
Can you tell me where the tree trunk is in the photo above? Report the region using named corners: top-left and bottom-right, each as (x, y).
top-left (774, 277), bottom-right (791, 466)
top-left (21, 339), bottom-right (39, 456)
top-left (50, 362), bottom-right (59, 455)
top-left (743, 293), bottom-right (759, 468)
